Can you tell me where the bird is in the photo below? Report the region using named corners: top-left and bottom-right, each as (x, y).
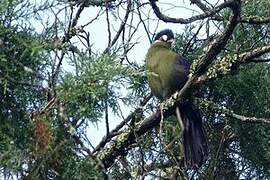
top-left (145, 29), bottom-right (208, 169)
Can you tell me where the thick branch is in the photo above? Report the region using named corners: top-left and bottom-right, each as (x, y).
top-left (191, 2), bottom-right (240, 77)
top-left (239, 45), bottom-right (270, 63)
top-left (190, 0), bottom-right (212, 12)
top-left (71, 0), bottom-right (116, 7)
top-left (241, 16), bottom-right (270, 24)
top-left (248, 58), bottom-right (270, 63)
top-left (94, 110), bottom-right (161, 168)
top-left (149, 0), bottom-right (237, 24)
top-left (203, 45), bottom-right (270, 80)
top-left (166, 1), bottom-right (240, 103)
top-left (230, 113), bottom-right (270, 124)
top-left (92, 94), bottom-right (152, 154)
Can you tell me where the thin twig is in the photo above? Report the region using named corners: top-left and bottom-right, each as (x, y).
top-left (103, 0), bottom-right (132, 54)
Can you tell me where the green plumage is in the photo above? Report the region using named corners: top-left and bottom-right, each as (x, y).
top-left (146, 41), bottom-right (189, 100)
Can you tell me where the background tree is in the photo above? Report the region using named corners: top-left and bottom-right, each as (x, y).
top-left (0, 0), bottom-right (269, 179)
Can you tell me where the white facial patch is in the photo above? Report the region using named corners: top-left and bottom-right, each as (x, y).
top-left (162, 35), bottom-right (168, 41)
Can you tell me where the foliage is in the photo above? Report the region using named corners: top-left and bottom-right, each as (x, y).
top-left (207, 64), bottom-right (270, 177)
top-left (0, 23), bottom-right (45, 174)
top-left (0, 0), bottom-right (270, 179)
top-left (58, 54), bottom-right (125, 122)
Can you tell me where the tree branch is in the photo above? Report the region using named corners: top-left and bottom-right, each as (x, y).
top-left (51, 3), bottom-right (85, 88)
top-left (149, 0), bottom-right (237, 24)
top-left (196, 98), bottom-right (270, 124)
top-left (92, 93), bottom-right (152, 154)
top-left (240, 16), bottom-right (270, 24)
top-left (103, 0), bottom-right (132, 54)
top-left (203, 44), bottom-right (270, 80)
top-left (239, 45), bottom-right (270, 63)
top-left (71, 0), bottom-right (116, 7)
top-left (105, 0), bottom-right (112, 48)
top-left (248, 58), bottom-right (270, 63)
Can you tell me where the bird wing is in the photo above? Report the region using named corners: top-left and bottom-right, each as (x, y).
top-left (166, 54), bottom-right (191, 97)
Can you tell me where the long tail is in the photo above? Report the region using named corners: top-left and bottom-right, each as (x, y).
top-left (177, 101), bottom-right (208, 169)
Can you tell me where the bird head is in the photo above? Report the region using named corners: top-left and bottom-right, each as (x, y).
top-left (153, 29), bottom-right (175, 45)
